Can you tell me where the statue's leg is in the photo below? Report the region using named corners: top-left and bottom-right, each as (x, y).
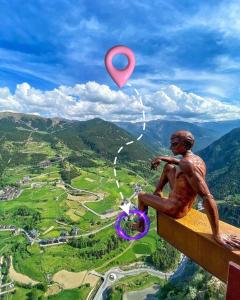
top-left (154, 163), bottom-right (176, 196)
top-left (138, 192), bottom-right (175, 215)
top-left (132, 164), bottom-right (177, 232)
top-left (133, 192), bottom-right (177, 232)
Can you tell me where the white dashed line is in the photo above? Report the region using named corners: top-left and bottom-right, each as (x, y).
top-left (134, 88), bottom-right (139, 95)
top-left (113, 83), bottom-right (146, 200)
top-left (117, 146), bottom-right (123, 153)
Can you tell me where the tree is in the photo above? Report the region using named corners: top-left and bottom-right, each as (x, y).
top-left (27, 289), bottom-right (38, 300)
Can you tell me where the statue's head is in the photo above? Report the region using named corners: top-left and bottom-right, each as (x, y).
top-left (170, 130), bottom-right (195, 155)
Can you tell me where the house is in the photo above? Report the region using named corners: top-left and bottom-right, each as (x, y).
top-left (32, 182), bottom-right (45, 188)
top-left (0, 186), bottom-right (21, 201)
top-left (22, 176), bottom-right (30, 185)
top-left (70, 227), bottom-right (79, 236)
top-left (54, 155), bottom-right (63, 162)
top-left (134, 184), bottom-right (142, 193)
top-left (29, 229), bottom-right (39, 239)
top-left (38, 160), bottom-right (51, 168)
top-left (60, 231), bottom-right (68, 237)
top-left (59, 237), bottom-right (67, 242)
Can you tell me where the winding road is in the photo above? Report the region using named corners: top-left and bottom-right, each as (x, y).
top-left (60, 182), bottom-right (122, 219)
top-left (62, 183), bottom-right (189, 300)
top-left (92, 255), bottom-right (188, 300)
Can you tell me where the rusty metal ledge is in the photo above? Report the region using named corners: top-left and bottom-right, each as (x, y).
top-left (157, 209), bottom-right (240, 282)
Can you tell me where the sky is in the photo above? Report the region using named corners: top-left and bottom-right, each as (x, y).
top-left (0, 0), bottom-right (240, 122)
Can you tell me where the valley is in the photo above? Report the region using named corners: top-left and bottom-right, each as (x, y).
top-left (0, 112), bottom-right (238, 299)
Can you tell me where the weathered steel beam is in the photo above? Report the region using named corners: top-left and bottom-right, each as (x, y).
top-left (157, 209), bottom-right (240, 283)
top-left (226, 262), bottom-right (240, 300)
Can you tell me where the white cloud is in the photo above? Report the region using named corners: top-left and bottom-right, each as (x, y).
top-left (209, 1), bottom-right (240, 38)
top-left (0, 81), bottom-right (239, 122)
top-left (131, 67), bottom-right (238, 99)
top-left (144, 85), bottom-right (240, 120)
top-left (214, 55), bottom-right (240, 72)
top-left (175, 1), bottom-right (240, 39)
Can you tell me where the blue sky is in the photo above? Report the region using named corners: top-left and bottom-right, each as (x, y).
top-left (0, 0), bottom-right (240, 121)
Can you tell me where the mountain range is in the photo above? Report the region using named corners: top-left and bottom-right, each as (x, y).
top-left (0, 112), bottom-right (152, 178)
top-left (116, 120), bottom-right (224, 152)
top-left (196, 119), bottom-right (240, 136)
top-left (0, 112), bottom-right (239, 201)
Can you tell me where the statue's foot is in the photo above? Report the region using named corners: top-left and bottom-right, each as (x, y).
top-left (131, 221), bottom-right (145, 233)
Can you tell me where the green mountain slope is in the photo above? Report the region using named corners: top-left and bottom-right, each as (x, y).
top-left (198, 128), bottom-right (240, 199)
top-left (0, 112), bottom-right (153, 178)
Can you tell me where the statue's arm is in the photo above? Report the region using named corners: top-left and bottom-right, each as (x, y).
top-left (181, 161), bottom-right (220, 237)
top-left (160, 156), bottom-right (180, 164)
top-left (183, 162), bottom-right (240, 248)
top-left (151, 156), bottom-right (180, 169)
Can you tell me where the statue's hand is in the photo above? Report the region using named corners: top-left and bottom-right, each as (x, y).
top-left (214, 233), bottom-right (240, 250)
top-left (151, 157), bottom-right (162, 170)
top-left (153, 190), bottom-right (163, 197)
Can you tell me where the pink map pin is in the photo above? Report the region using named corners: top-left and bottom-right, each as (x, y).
top-left (105, 45), bottom-right (135, 88)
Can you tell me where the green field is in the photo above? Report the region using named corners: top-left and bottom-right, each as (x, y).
top-left (0, 161), bottom-right (157, 293)
top-left (48, 285), bottom-right (91, 300)
top-left (0, 135), bottom-right (167, 299)
top-left (108, 272), bottom-right (166, 299)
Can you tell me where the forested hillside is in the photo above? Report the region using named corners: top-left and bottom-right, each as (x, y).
top-left (0, 112), bottom-right (153, 180)
top-left (199, 128), bottom-right (240, 199)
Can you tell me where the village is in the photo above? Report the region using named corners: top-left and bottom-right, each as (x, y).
top-left (0, 224), bottom-right (80, 246)
top-left (0, 155), bottom-right (63, 201)
top-left (0, 186), bottom-right (21, 201)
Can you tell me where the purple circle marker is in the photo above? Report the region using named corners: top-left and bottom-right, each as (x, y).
top-left (115, 209), bottom-right (150, 240)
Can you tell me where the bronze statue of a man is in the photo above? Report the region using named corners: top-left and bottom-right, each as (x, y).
top-left (133, 130), bottom-right (240, 249)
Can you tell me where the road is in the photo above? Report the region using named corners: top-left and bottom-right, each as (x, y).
top-left (39, 220), bottom-right (116, 247)
top-left (0, 179), bottom-right (119, 248)
top-left (64, 183), bottom-right (121, 219)
top-left (93, 255), bottom-right (187, 300)
top-left (0, 256), bottom-right (2, 294)
top-left (0, 257), bottom-right (15, 296)
top-left (123, 284), bottom-right (160, 300)
top-left (93, 267), bottom-right (170, 300)
top-left (1, 160), bottom-right (140, 247)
